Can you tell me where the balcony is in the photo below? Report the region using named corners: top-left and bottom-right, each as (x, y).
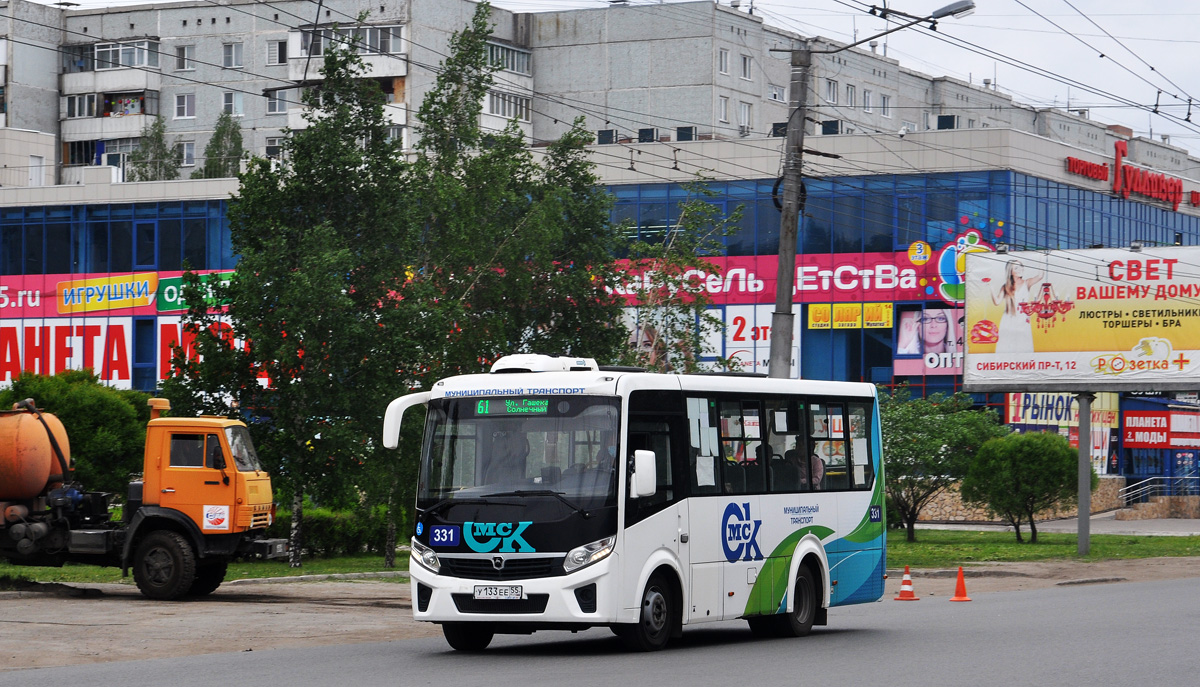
top-left (62, 68), bottom-right (161, 96)
top-left (61, 113), bottom-right (150, 140)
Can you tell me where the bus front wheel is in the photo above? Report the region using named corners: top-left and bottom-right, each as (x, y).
top-left (615, 573), bottom-right (675, 651)
top-left (442, 623), bottom-right (494, 651)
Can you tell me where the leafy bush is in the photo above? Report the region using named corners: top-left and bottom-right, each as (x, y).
top-left (267, 506), bottom-right (395, 558)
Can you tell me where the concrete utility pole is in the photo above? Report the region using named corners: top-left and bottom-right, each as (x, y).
top-left (766, 0), bottom-right (977, 379)
top-left (766, 45), bottom-right (811, 378)
top-left (1076, 392), bottom-right (1095, 555)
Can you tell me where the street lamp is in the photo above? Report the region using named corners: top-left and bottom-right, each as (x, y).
top-left (766, 1), bottom-right (976, 378)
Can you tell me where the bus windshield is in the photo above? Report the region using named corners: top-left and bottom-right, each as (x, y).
top-left (417, 396), bottom-right (621, 511)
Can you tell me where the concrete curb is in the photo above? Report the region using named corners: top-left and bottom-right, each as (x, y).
top-left (225, 571), bottom-right (410, 585)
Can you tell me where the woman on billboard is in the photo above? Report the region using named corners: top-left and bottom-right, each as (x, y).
top-left (896, 309), bottom-right (956, 355)
top-left (991, 259), bottom-right (1043, 353)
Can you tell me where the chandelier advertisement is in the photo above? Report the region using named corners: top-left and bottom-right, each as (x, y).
top-left (963, 247), bottom-right (1200, 391)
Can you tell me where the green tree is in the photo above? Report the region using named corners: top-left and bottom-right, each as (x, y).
top-left (0, 371), bottom-right (151, 496)
top-left (163, 42), bottom-right (412, 566)
top-left (126, 116), bottom-right (180, 182)
top-left (164, 2), bottom-right (629, 566)
top-left (192, 111), bottom-right (244, 179)
top-left (879, 386), bottom-right (1007, 542)
top-left (961, 431), bottom-right (1096, 543)
top-left (618, 181), bottom-right (738, 373)
top-left (403, 1), bottom-right (627, 376)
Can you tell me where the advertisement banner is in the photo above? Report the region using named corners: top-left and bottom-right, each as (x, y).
top-left (893, 307), bottom-right (964, 376)
top-left (0, 270), bottom-right (233, 389)
top-left (964, 247), bottom-right (1200, 391)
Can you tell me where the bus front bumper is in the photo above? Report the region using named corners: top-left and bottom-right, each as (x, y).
top-left (409, 554), bottom-right (620, 628)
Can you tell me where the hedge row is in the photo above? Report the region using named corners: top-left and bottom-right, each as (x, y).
top-left (266, 505), bottom-right (400, 558)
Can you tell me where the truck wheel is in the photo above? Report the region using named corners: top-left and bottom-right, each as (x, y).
top-left (133, 531), bottom-right (197, 600)
top-left (189, 560), bottom-right (228, 596)
top-left (442, 623), bottom-right (494, 651)
top-left (615, 573), bottom-right (675, 651)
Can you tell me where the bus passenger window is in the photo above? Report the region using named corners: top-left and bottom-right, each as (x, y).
top-left (848, 402), bottom-right (874, 489)
top-left (687, 397), bottom-right (720, 494)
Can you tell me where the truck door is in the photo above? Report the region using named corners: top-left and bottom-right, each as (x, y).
top-left (159, 431), bottom-right (236, 533)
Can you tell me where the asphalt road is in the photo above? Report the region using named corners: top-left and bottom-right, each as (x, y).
top-left (3, 576), bottom-right (1196, 687)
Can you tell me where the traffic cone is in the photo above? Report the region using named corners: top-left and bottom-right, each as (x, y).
top-left (949, 566), bottom-right (972, 602)
top-left (893, 565), bottom-right (919, 600)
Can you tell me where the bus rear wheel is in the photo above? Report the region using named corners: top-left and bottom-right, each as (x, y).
top-left (777, 566), bottom-right (818, 637)
top-left (615, 573), bottom-right (675, 651)
top-left (442, 623), bottom-right (494, 652)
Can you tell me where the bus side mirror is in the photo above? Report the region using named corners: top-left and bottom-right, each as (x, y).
top-left (630, 450), bottom-right (657, 499)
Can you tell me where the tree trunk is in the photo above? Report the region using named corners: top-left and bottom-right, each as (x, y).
top-left (1028, 514), bottom-right (1038, 543)
top-left (1008, 516), bottom-right (1024, 543)
top-left (289, 489), bottom-right (304, 568)
top-left (905, 517), bottom-right (917, 542)
top-left (384, 494), bottom-right (396, 569)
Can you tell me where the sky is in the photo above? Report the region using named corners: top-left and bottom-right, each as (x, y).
top-left (26, 0), bottom-right (1200, 155)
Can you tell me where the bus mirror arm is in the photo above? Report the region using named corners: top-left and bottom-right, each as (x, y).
top-left (383, 392), bottom-right (432, 449)
top-left (630, 450), bottom-right (657, 499)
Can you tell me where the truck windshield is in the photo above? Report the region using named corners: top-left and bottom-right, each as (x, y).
top-left (418, 396), bottom-right (620, 511)
top-left (225, 426), bottom-right (263, 472)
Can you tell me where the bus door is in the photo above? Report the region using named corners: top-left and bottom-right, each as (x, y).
top-left (622, 411), bottom-right (688, 615)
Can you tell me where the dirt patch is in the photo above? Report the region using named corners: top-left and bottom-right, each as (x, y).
top-left (3, 558), bottom-right (1198, 671)
top-left (0, 579), bottom-right (440, 671)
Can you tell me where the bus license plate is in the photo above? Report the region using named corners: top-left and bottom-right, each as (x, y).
top-left (474, 585), bottom-right (522, 600)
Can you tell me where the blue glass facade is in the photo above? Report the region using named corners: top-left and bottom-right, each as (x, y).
top-left (0, 200), bottom-right (235, 277)
top-left (610, 170), bottom-right (1200, 399)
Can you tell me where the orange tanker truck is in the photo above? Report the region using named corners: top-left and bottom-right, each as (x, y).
top-left (0, 397), bottom-right (287, 599)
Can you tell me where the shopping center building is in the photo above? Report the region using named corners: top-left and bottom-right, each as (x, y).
top-left (4, 0), bottom-right (1200, 485)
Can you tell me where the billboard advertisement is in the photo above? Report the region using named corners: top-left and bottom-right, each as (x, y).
top-left (963, 247), bottom-right (1200, 391)
top-left (1, 270), bottom-right (232, 389)
top-left (893, 306), bottom-right (964, 376)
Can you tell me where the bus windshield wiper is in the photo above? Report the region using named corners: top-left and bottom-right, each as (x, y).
top-left (420, 497), bottom-right (494, 518)
top-left (485, 490), bottom-right (592, 519)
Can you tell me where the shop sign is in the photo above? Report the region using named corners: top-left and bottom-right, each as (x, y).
top-left (1123, 411), bottom-right (1171, 448)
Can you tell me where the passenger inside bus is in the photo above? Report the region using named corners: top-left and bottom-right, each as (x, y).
top-left (483, 429), bottom-right (529, 484)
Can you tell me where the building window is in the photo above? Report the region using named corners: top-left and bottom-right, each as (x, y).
top-left (176, 141), bottom-right (195, 166)
top-left (223, 42), bottom-right (244, 68)
top-left (768, 84), bottom-right (785, 102)
top-left (486, 91), bottom-right (531, 121)
top-left (386, 125), bottom-right (405, 146)
top-left (863, 89), bottom-right (873, 112)
top-left (267, 40), bottom-right (288, 65)
top-left (846, 84), bottom-right (855, 108)
top-left (824, 79), bottom-right (838, 104)
top-left (718, 96), bottom-right (729, 122)
top-left (967, 118), bottom-right (976, 128)
top-left (175, 93), bottom-right (195, 119)
top-left (923, 111), bottom-right (931, 129)
top-left (738, 102), bottom-right (752, 129)
top-left (66, 140), bottom-right (97, 166)
top-left (487, 43), bottom-right (530, 74)
top-left (66, 94), bottom-right (97, 119)
top-left (265, 136), bottom-right (284, 159)
top-left (223, 92), bottom-right (244, 116)
top-left (902, 120), bottom-right (917, 134)
top-left (62, 44), bottom-right (94, 73)
top-left (740, 54), bottom-right (752, 80)
top-left (175, 45), bottom-right (195, 71)
top-left (718, 48), bottom-right (729, 74)
top-left (267, 89), bottom-right (289, 114)
top-left (104, 92), bottom-right (154, 117)
top-left (302, 26), bottom-right (403, 56)
top-left (95, 41), bottom-right (160, 70)
top-left (881, 95), bottom-right (891, 118)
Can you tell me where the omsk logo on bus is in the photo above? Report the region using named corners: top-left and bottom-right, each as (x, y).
top-left (722, 503), bottom-right (763, 563)
top-left (464, 521), bottom-right (536, 553)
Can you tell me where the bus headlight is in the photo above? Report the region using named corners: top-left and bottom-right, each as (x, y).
top-left (563, 536), bottom-right (615, 573)
top-left (410, 537), bottom-right (440, 573)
